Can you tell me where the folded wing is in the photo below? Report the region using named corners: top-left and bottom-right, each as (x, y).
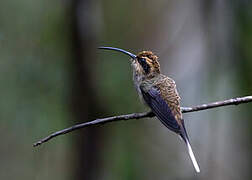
top-left (140, 86), bottom-right (181, 133)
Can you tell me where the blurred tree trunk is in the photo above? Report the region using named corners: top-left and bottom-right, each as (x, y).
top-left (70, 0), bottom-right (103, 179)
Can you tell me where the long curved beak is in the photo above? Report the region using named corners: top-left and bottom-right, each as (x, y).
top-left (98, 46), bottom-right (137, 59)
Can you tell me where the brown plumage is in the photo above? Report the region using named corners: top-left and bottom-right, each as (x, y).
top-left (134, 58), bottom-right (183, 133)
top-left (153, 75), bottom-right (183, 126)
top-left (99, 46), bottom-right (200, 173)
top-left (137, 51), bottom-right (160, 74)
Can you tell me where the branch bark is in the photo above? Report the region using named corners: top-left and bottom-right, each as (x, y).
top-left (33, 95), bottom-right (252, 147)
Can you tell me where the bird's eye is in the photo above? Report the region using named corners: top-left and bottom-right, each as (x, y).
top-left (139, 58), bottom-right (145, 63)
top-left (137, 57), bottom-right (150, 74)
top-left (137, 57), bottom-right (146, 64)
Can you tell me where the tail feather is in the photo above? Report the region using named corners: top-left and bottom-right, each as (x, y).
top-left (185, 138), bottom-right (200, 173)
top-left (180, 120), bottom-right (200, 173)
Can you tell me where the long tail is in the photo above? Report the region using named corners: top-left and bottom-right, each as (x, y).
top-left (185, 138), bottom-right (200, 173)
top-left (180, 122), bottom-right (200, 173)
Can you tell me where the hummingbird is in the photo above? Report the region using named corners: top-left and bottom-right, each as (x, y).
top-left (99, 46), bottom-right (200, 173)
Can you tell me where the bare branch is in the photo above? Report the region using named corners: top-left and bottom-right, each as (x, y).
top-left (181, 96), bottom-right (252, 113)
top-left (33, 95), bottom-right (252, 147)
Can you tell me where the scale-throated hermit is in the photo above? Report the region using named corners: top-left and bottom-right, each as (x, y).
top-left (99, 46), bottom-right (200, 173)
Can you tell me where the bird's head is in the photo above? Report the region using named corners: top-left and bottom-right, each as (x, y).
top-left (99, 47), bottom-right (160, 77)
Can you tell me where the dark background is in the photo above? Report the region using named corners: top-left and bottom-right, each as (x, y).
top-left (0, 0), bottom-right (251, 179)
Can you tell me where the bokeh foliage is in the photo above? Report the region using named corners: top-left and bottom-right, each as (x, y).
top-left (0, 0), bottom-right (251, 179)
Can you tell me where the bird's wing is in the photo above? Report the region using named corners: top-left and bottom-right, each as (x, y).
top-left (140, 83), bottom-right (181, 133)
top-left (141, 78), bottom-right (201, 173)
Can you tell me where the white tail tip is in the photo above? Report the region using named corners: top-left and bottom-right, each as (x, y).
top-left (186, 140), bottom-right (200, 173)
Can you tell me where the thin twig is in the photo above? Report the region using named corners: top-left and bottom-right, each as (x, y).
top-left (33, 95), bottom-right (252, 147)
top-left (181, 96), bottom-right (252, 113)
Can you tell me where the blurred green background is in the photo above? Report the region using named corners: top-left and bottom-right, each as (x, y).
top-left (0, 0), bottom-right (251, 179)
